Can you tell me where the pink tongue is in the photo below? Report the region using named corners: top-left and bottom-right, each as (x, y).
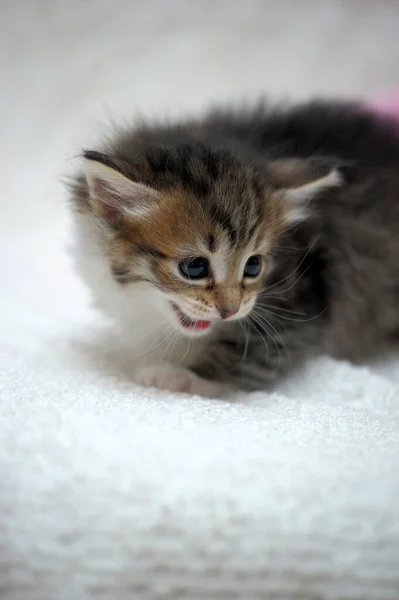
top-left (192, 319), bottom-right (211, 330)
top-left (175, 306), bottom-right (211, 330)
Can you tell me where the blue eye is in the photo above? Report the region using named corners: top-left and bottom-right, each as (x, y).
top-left (244, 255), bottom-right (262, 277)
top-left (179, 257), bottom-right (209, 280)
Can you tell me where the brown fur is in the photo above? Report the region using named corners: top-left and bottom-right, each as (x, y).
top-left (69, 99), bottom-right (399, 391)
top-left (105, 183), bottom-right (275, 312)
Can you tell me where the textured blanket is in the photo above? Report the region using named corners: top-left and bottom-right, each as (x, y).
top-left (1, 1), bottom-right (399, 598)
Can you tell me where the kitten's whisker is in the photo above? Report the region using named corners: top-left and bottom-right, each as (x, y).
top-left (94, 316), bottom-right (171, 356)
top-left (127, 327), bottom-right (176, 362)
top-left (272, 245), bottom-right (301, 253)
top-left (262, 267), bottom-right (310, 299)
top-left (247, 314), bottom-right (270, 368)
top-left (263, 240), bottom-right (316, 295)
top-left (255, 304), bottom-right (326, 323)
top-left (161, 330), bottom-right (177, 362)
top-left (238, 320), bottom-right (250, 365)
top-left (180, 336), bottom-right (193, 363)
top-left (249, 312), bottom-right (286, 372)
top-left (257, 303), bottom-right (307, 316)
top-left (252, 308), bottom-right (287, 335)
top-left (165, 330), bottom-right (180, 362)
top-left (252, 310), bottom-right (287, 346)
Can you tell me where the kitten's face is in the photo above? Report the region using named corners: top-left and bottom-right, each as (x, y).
top-left (107, 192), bottom-right (274, 337)
top-left (75, 147), bottom-right (340, 338)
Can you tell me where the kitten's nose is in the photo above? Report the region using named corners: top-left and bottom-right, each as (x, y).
top-left (216, 305), bottom-right (239, 320)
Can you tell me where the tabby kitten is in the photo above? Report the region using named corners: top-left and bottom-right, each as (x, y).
top-left (69, 100), bottom-right (399, 397)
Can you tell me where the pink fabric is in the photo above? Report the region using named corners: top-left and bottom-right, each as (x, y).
top-left (368, 89), bottom-right (399, 126)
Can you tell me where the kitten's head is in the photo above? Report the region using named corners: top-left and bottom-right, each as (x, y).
top-left (72, 143), bottom-right (340, 337)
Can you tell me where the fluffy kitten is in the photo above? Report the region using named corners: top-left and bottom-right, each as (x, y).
top-left (69, 100), bottom-right (399, 397)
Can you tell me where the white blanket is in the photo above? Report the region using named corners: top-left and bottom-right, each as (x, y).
top-left (1, 2), bottom-right (399, 598)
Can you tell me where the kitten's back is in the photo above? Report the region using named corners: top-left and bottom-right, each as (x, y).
top-left (199, 100), bottom-right (399, 167)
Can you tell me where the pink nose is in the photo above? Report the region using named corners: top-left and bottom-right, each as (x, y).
top-left (217, 306), bottom-right (239, 320)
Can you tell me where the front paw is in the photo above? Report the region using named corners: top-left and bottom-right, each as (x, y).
top-left (135, 364), bottom-right (225, 398)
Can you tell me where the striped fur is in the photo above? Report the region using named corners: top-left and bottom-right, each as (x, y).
top-left (69, 99), bottom-right (399, 395)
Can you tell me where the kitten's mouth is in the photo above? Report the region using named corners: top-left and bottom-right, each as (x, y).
top-left (171, 303), bottom-right (211, 333)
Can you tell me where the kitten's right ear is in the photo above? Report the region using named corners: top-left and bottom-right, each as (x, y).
top-left (84, 151), bottom-right (160, 226)
top-left (268, 158), bottom-right (343, 225)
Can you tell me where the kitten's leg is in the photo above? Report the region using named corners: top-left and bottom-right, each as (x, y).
top-left (134, 320), bottom-right (315, 396)
top-left (191, 323), bottom-right (315, 391)
top-left (134, 364), bottom-right (228, 398)
top-left (192, 347), bottom-right (282, 392)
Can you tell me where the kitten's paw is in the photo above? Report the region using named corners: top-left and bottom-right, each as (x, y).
top-left (135, 365), bottom-right (225, 398)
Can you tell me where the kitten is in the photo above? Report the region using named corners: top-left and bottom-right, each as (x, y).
top-left (69, 100), bottom-right (399, 397)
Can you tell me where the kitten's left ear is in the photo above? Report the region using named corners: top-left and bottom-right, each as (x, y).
top-left (271, 159), bottom-right (343, 224)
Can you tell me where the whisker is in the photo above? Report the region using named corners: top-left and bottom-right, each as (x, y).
top-left (247, 314), bottom-right (270, 368)
top-left (263, 240), bottom-right (316, 295)
top-left (255, 304), bottom-right (327, 324)
top-left (256, 303), bottom-right (307, 317)
top-left (249, 312), bottom-right (286, 372)
top-left (180, 336), bottom-right (192, 363)
top-left (238, 320), bottom-right (250, 365)
top-left (128, 326), bottom-right (175, 362)
top-left (262, 266), bottom-right (310, 299)
top-left (162, 330), bottom-right (179, 362)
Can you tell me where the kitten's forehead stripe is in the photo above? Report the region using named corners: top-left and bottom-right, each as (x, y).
top-left (210, 203), bottom-right (238, 245)
top-left (208, 234), bottom-right (216, 252)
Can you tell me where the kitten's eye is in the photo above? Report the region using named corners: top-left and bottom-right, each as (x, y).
top-left (179, 257), bottom-right (209, 279)
top-left (244, 255), bottom-right (262, 278)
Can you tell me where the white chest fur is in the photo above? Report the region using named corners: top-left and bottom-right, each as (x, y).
top-left (70, 213), bottom-right (201, 369)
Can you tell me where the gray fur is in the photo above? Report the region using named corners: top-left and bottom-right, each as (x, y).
top-left (71, 100), bottom-right (399, 391)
